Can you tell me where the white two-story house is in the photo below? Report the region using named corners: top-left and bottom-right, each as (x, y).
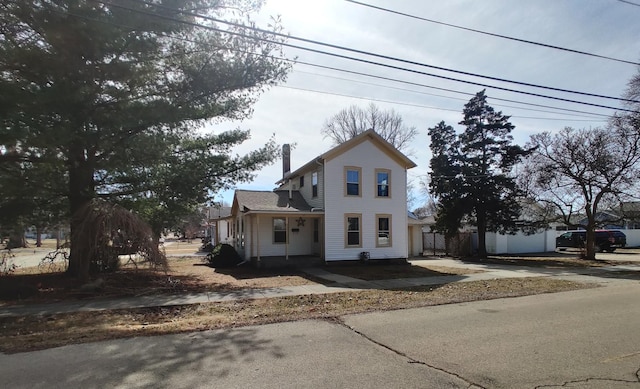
top-left (229, 129), bottom-right (417, 265)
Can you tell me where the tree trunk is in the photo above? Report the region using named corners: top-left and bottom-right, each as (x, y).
top-left (35, 225), bottom-right (43, 247)
top-left (584, 228), bottom-right (597, 261)
top-left (6, 230), bottom-right (26, 249)
top-left (476, 211), bottom-right (488, 259)
top-left (66, 143), bottom-right (95, 281)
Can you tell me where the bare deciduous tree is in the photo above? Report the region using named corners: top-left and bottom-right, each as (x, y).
top-left (521, 124), bottom-right (640, 260)
top-left (321, 103), bottom-right (418, 154)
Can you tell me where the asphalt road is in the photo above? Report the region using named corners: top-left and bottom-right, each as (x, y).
top-left (2, 282), bottom-right (640, 388)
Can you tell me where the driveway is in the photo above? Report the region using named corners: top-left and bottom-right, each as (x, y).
top-left (587, 247), bottom-right (640, 263)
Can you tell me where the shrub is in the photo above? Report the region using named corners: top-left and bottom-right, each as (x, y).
top-left (204, 243), bottom-right (243, 268)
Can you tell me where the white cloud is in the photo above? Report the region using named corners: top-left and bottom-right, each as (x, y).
top-left (209, 0), bottom-right (640, 205)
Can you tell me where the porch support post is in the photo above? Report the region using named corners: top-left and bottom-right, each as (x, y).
top-left (256, 215), bottom-right (260, 264)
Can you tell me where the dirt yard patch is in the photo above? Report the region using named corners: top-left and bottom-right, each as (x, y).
top-left (463, 252), bottom-right (633, 268)
top-left (325, 263), bottom-right (482, 280)
top-left (0, 277), bottom-right (593, 353)
top-left (0, 256), bottom-right (319, 305)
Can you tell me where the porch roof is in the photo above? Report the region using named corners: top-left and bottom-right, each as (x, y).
top-left (232, 189), bottom-right (318, 215)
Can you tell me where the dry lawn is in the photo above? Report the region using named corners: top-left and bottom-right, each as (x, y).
top-left (326, 263), bottom-right (481, 280)
top-left (1, 256), bottom-right (318, 305)
top-left (465, 252), bottom-right (633, 268)
top-left (0, 253), bottom-right (608, 354)
top-left (0, 277), bottom-right (593, 354)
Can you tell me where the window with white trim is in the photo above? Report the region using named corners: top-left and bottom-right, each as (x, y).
top-left (273, 218), bottom-right (286, 243)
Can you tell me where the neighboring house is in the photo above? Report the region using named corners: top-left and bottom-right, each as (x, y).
top-left (408, 211), bottom-right (429, 256)
top-left (229, 129), bottom-right (417, 265)
top-left (206, 206), bottom-right (232, 245)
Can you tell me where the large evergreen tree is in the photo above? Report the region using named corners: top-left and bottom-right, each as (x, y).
top-left (428, 121), bottom-right (464, 237)
top-left (428, 90), bottom-right (530, 258)
top-left (0, 0), bottom-right (290, 279)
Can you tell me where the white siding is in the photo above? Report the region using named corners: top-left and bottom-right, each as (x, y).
top-left (323, 140), bottom-right (409, 261)
top-left (295, 168), bottom-right (324, 209)
top-left (216, 219), bottom-right (232, 245)
top-left (246, 215), bottom-right (315, 259)
top-left (408, 225), bottom-right (424, 256)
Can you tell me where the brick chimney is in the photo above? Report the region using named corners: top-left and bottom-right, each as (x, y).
top-left (282, 144), bottom-right (291, 179)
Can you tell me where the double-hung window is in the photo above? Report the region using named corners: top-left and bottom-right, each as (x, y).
top-left (345, 214), bottom-right (362, 247)
top-left (312, 172), bottom-right (318, 197)
top-left (273, 218), bottom-right (286, 243)
top-left (376, 214), bottom-right (392, 247)
top-left (375, 169), bottom-right (390, 198)
top-left (345, 167), bottom-right (361, 197)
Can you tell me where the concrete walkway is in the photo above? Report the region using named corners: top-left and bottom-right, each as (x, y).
top-left (1, 258), bottom-right (639, 318)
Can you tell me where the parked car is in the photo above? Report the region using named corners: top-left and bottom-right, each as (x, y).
top-left (556, 230), bottom-right (626, 252)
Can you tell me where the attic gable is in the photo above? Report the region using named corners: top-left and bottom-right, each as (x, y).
top-left (276, 129), bottom-right (416, 185)
top-left (321, 129), bottom-right (416, 168)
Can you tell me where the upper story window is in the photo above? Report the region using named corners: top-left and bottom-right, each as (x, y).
top-left (345, 166), bottom-right (362, 197)
top-left (376, 169), bottom-right (391, 198)
top-left (312, 171), bottom-right (318, 197)
top-left (299, 175), bottom-right (304, 188)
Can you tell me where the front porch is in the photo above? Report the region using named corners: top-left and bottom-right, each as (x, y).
top-left (238, 213), bottom-right (325, 262)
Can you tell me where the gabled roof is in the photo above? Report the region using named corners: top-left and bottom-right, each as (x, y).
top-left (207, 206), bottom-right (232, 220)
top-left (408, 211), bottom-right (431, 225)
top-left (276, 129), bottom-right (417, 185)
top-left (231, 190), bottom-right (315, 215)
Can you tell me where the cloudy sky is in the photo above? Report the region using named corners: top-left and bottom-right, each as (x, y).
top-left (209, 0), bottom-right (640, 207)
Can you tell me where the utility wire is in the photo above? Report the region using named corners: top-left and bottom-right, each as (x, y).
top-left (279, 85), bottom-right (607, 122)
top-left (60, 4), bottom-right (609, 120)
top-left (56, 5), bottom-right (612, 118)
top-left (294, 61), bottom-right (612, 118)
top-left (125, 0), bottom-right (640, 105)
top-left (96, 0), bottom-right (640, 113)
top-left (617, 0), bottom-right (640, 7)
top-left (293, 69), bottom-right (607, 119)
top-left (346, 0), bottom-right (640, 67)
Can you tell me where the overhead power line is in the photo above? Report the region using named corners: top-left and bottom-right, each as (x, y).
top-left (294, 60), bottom-right (612, 118)
top-left (279, 85), bottom-right (607, 122)
top-left (617, 0), bottom-right (640, 7)
top-left (56, 5), bottom-right (612, 118)
top-left (90, 0), bottom-right (639, 113)
top-left (293, 69), bottom-right (608, 119)
top-left (124, 0), bottom-right (640, 105)
top-left (345, 0), bottom-right (640, 67)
